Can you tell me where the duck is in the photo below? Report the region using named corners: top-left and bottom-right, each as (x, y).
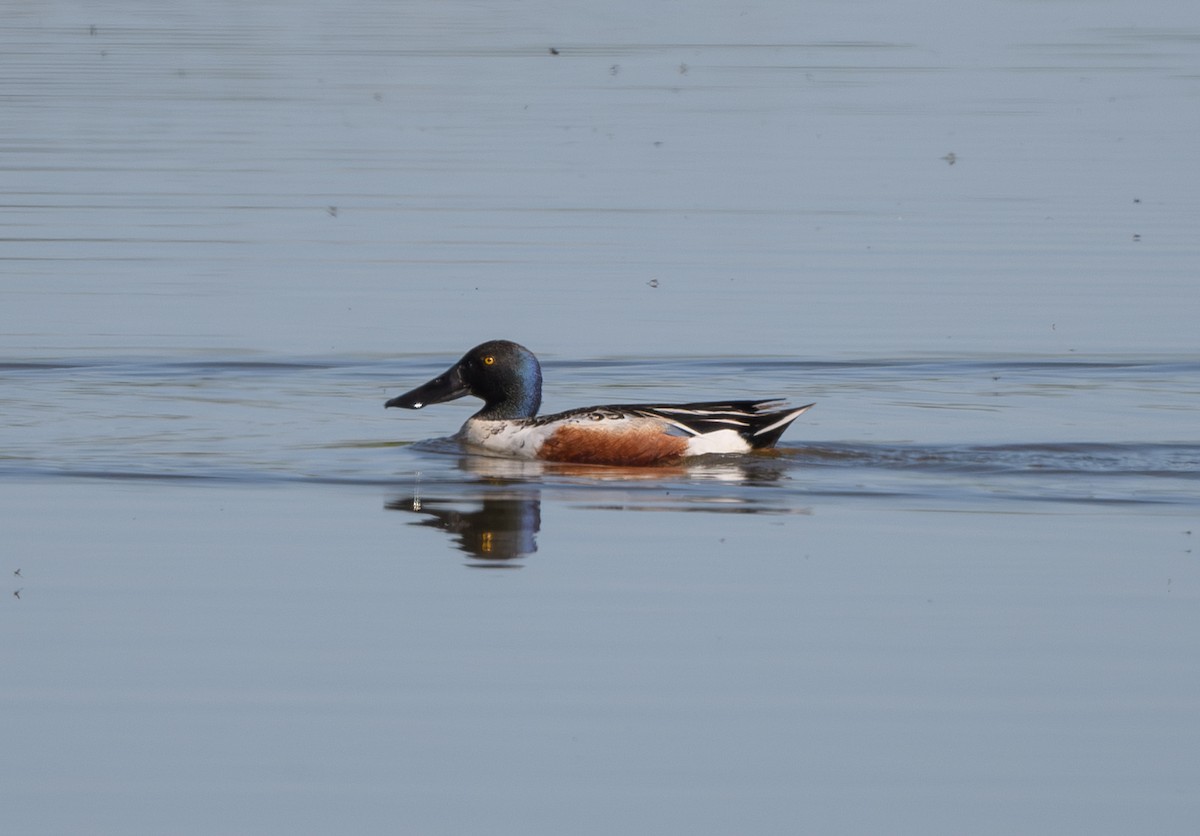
top-left (385, 340), bottom-right (813, 466)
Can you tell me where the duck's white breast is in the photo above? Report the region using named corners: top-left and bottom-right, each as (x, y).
top-left (459, 419), bottom-right (549, 459)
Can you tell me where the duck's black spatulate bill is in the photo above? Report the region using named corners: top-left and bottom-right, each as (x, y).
top-left (385, 363), bottom-right (469, 410)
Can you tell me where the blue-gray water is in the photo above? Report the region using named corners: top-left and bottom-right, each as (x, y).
top-left (3, 2), bottom-right (1199, 834)
top-left (4, 355), bottom-right (1199, 508)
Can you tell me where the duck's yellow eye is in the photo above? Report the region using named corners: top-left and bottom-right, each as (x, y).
top-left (483, 355), bottom-right (495, 366)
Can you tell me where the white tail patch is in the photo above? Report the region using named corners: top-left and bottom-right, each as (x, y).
top-left (684, 428), bottom-right (751, 456)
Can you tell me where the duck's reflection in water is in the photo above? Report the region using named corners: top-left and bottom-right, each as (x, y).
top-left (386, 491), bottom-right (541, 563)
top-left (387, 453), bottom-right (801, 563)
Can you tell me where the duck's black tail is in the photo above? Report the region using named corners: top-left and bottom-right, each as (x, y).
top-left (741, 402), bottom-right (815, 449)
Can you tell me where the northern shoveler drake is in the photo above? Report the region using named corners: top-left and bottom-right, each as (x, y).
top-left (385, 340), bottom-right (814, 467)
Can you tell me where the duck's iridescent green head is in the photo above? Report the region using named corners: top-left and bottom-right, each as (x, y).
top-left (385, 339), bottom-right (543, 420)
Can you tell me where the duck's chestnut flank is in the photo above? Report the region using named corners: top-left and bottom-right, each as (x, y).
top-left (386, 339), bottom-right (814, 466)
top-left (538, 424), bottom-right (690, 466)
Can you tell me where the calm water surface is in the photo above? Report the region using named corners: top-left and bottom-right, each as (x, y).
top-left (3, 1), bottom-right (1200, 834)
top-left (3, 354), bottom-right (1199, 508)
